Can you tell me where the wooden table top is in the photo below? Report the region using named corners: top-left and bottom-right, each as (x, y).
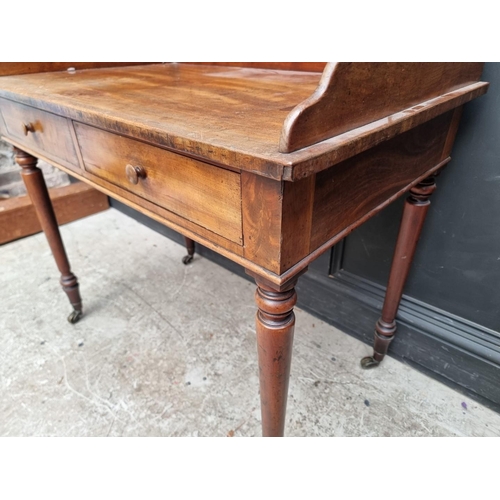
top-left (0, 63), bottom-right (488, 181)
top-left (0, 64), bottom-right (320, 176)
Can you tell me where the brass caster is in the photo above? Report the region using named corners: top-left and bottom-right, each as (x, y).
top-left (67, 309), bottom-right (83, 324)
top-left (182, 254), bottom-right (194, 265)
top-left (360, 356), bottom-right (380, 370)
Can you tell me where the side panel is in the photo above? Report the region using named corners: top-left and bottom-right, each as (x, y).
top-left (310, 111), bottom-right (453, 251)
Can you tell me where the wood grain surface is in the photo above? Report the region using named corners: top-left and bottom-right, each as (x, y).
top-left (0, 63), bottom-right (487, 181)
top-left (0, 98), bottom-right (79, 171)
top-left (74, 122), bottom-right (243, 244)
top-left (280, 62), bottom-right (485, 152)
top-left (310, 112), bottom-right (453, 250)
top-left (186, 62), bottom-right (326, 72)
top-left (0, 63), bottom-right (145, 77)
top-left (1, 136), bottom-right (246, 260)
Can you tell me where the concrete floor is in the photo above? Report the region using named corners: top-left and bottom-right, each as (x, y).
top-left (2, 208), bottom-right (500, 437)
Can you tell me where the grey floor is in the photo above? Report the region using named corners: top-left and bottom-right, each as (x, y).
top-left (2, 208), bottom-right (500, 437)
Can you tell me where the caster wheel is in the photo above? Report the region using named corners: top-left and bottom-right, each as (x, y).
top-left (68, 309), bottom-right (83, 324)
top-left (182, 254), bottom-right (194, 265)
top-left (360, 356), bottom-right (380, 370)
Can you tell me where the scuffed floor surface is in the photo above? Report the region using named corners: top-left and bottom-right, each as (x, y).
top-left (1, 208), bottom-right (500, 437)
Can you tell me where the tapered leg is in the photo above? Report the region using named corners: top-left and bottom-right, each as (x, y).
top-left (361, 175), bottom-right (437, 369)
top-left (254, 277), bottom-right (297, 437)
top-left (182, 237), bottom-right (195, 265)
top-left (15, 148), bottom-right (83, 324)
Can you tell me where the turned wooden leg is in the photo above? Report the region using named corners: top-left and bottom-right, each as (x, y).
top-left (254, 276), bottom-right (297, 437)
top-left (361, 175), bottom-right (437, 369)
top-left (15, 148), bottom-right (83, 324)
top-left (182, 236), bottom-right (195, 265)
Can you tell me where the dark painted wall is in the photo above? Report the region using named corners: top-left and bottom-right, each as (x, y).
top-left (342, 62), bottom-right (500, 331)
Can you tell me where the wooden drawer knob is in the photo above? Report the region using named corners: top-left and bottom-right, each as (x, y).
top-left (23, 122), bottom-right (35, 136)
top-left (125, 164), bottom-right (146, 185)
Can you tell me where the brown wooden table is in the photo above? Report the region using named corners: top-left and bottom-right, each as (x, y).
top-left (0, 63), bottom-right (488, 436)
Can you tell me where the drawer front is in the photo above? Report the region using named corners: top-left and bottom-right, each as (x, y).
top-left (74, 123), bottom-right (243, 244)
top-left (0, 98), bottom-right (79, 170)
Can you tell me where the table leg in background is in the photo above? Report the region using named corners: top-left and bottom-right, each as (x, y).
top-left (361, 175), bottom-right (437, 369)
top-left (182, 236), bottom-right (195, 265)
top-left (15, 147), bottom-right (83, 324)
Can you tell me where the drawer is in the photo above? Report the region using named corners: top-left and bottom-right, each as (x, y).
top-left (74, 123), bottom-right (243, 244)
top-left (0, 98), bottom-right (79, 170)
